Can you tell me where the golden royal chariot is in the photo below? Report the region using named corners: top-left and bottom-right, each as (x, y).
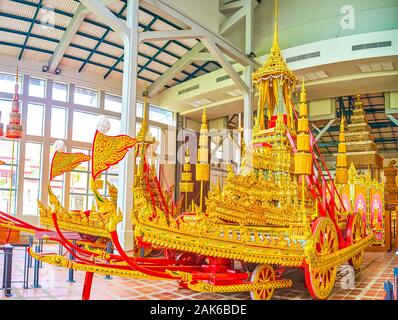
top-left (0, 0), bottom-right (375, 300)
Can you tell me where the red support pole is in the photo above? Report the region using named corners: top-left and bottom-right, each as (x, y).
top-left (322, 179), bottom-right (326, 212)
top-left (82, 271), bottom-right (94, 300)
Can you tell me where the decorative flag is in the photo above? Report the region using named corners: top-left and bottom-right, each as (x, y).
top-left (91, 130), bottom-right (137, 180)
top-left (50, 152), bottom-right (91, 180)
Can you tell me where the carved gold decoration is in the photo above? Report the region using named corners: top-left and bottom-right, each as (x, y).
top-left (39, 181), bottom-right (121, 238)
top-left (50, 151), bottom-right (90, 180)
top-left (29, 250), bottom-right (160, 279)
top-left (92, 130), bottom-right (137, 180)
top-left (252, 0), bottom-right (297, 128)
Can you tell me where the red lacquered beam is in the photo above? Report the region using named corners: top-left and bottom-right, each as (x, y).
top-left (110, 230), bottom-right (180, 280)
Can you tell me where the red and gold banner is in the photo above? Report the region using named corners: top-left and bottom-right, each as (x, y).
top-left (91, 130), bottom-right (137, 180)
top-left (50, 152), bottom-right (91, 180)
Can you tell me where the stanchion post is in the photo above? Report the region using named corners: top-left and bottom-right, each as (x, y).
top-left (23, 244), bottom-right (29, 289)
top-left (394, 267), bottom-right (398, 300)
top-left (28, 236), bottom-right (33, 268)
top-left (104, 242), bottom-right (113, 280)
top-left (32, 245), bottom-right (41, 288)
top-left (38, 239), bottom-right (43, 268)
top-left (3, 244), bottom-right (14, 297)
top-left (67, 240), bottom-right (76, 283)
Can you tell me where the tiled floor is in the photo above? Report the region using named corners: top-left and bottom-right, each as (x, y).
top-left (0, 244), bottom-right (397, 300)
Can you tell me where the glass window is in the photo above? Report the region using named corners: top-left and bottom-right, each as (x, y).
top-left (0, 73), bottom-right (22, 94)
top-left (0, 139), bottom-right (19, 215)
top-left (69, 148), bottom-right (91, 211)
top-left (74, 86), bottom-right (98, 108)
top-left (137, 102), bottom-right (143, 118)
top-left (149, 126), bottom-right (162, 153)
top-left (105, 93), bottom-right (122, 113)
top-left (149, 105), bottom-right (173, 125)
top-left (52, 82), bottom-right (68, 102)
top-left (51, 107), bottom-right (67, 139)
top-left (0, 99), bottom-right (12, 125)
top-left (23, 143), bottom-right (42, 216)
top-left (28, 77), bottom-right (46, 98)
top-left (72, 111), bottom-right (97, 142)
top-left (107, 118), bottom-right (121, 136)
top-left (49, 145), bottom-right (64, 203)
top-left (211, 136), bottom-right (223, 160)
top-left (26, 103), bottom-right (44, 136)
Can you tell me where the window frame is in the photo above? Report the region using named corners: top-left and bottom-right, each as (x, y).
top-left (0, 72), bottom-right (175, 223)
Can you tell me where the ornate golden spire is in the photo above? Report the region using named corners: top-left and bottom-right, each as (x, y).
top-left (272, 0), bottom-right (279, 53)
top-left (252, 0), bottom-right (297, 129)
top-left (252, 0), bottom-right (296, 87)
top-left (354, 94), bottom-right (362, 110)
top-left (201, 106), bottom-right (208, 130)
top-left (196, 107), bottom-right (210, 212)
top-left (300, 78), bottom-right (306, 102)
top-left (294, 80), bottom-right (312, 176)
top-left (180, 145), bottom-right (194, 211)
top-left (335, 116), bottom-right (348, 184)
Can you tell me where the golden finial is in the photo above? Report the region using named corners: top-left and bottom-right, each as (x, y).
top-left (339, 116), bottom-right (345, 134)
top-left (252, 0), bottom-right (297, 127)
top-left (202, 106), bottom-right (207, 123)
top-left (272, 0), bottom-right (279, 52)
top-left (354, 94), bottom-right (363, 110)
top-left (185, 146), bottom-right (190, 157)
top-left (201, 106), bottom-right (208, 130)
top-left (300, 78), bottom-right (306, 103)
top-left (16, 66), bottom-right (19, 83)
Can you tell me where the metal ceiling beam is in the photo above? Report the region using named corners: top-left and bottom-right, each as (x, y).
top-left (182, 61), bottom-right (212, 82)
top-left (78, 2), bottom-right (127, 73)
top-left (5, 0), bottom-right (220, 87)
top-left (141, 0), bottom-right (253, 67)
top-left (386, 114), bottom-right (398, 127)
top-left (192, 52), bottom-right (235, 63)
top-left (315, 119), bottom-right (336, 141)
top-left (18, 0), bottom-right (43, 60)
top-left (219, 0), bottom-right (260, 35)
top-left (146, 42), bottom-right (204, 97)
top-left (219, 0), bottom-right (244, 12)
top-left (202, 39), bottom-right (249, 95)
top-left (48, 4), bottom-right (89, 72)
top-left (138, 29), bottom-right (199, 43)
top-left (312, 123), bottom-right (322, 134)
top-left (0, 26), bottom-right (164, 77)
top-left (0, 40), bottom-right (155, 83)
top-left (105, 14), bottom-right (159, 79)
top-left (79, 0), bottom-right (129, 40)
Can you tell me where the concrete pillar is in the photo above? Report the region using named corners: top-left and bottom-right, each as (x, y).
top-left (243, 0), bottom-right (254, 146)
top-left (116, 0), bottom-right (139, 251)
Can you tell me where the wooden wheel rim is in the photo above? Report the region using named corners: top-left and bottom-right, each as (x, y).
top-left (250, 264), bottom-right (275, 300)
top-left (348, 213), bottom-right (365, 270)
top-left (306, 217), bottom-right (338, 300)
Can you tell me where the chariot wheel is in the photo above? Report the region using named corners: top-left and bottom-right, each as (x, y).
top-left (250, 264), bottom-right (275, 300)
top-left (347, 213), bottom-right (365, 271)
top-left (305, 217), bottom-right (339, 300)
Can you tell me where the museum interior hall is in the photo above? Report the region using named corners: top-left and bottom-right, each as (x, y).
top-left (0, 0), bottom-right (397, 301)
